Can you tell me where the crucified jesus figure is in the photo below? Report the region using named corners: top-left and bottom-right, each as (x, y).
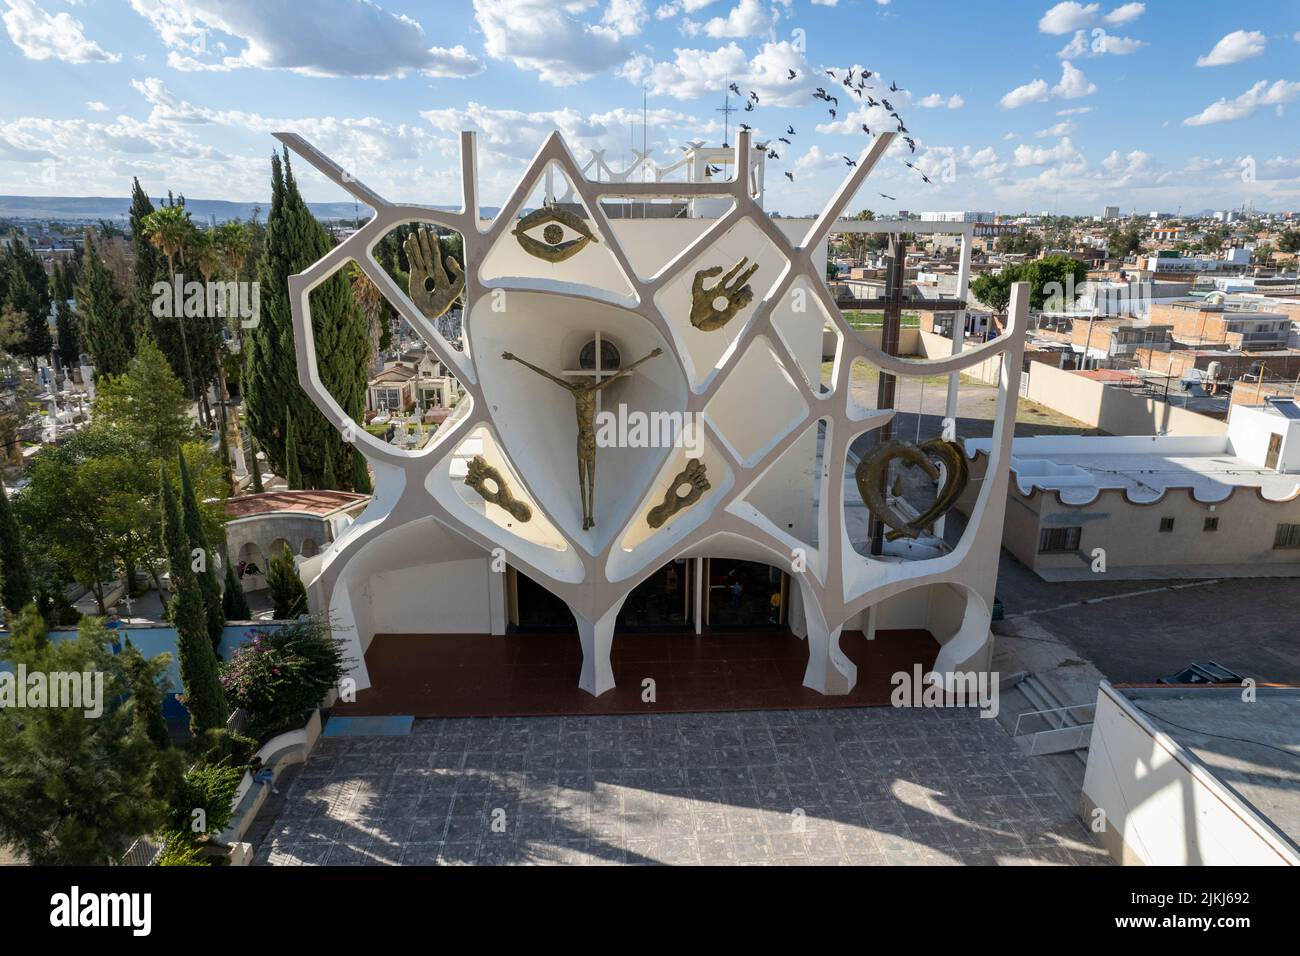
top-left (502, 347), bottom-right (663, 530)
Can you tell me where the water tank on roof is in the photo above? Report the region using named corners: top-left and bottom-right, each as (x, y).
top-left (1206, 360), bottom-right (1222, 381)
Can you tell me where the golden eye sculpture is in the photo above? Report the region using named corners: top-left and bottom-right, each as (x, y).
top-left (512, 206), bottom-right (598, 263)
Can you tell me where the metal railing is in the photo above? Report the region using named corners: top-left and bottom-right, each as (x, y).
top-left (1011, 701), bottom-right (1096, 738)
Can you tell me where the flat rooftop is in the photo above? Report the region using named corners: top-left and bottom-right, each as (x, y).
top-left (964, 435), bottom-right (1300, 505)
top-left (1116, 686), bottom-right (1300, 854)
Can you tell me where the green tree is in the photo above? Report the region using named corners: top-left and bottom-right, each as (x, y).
top-left (245, 149), bottom-right (369, 490)
top-left (160, 467), bottom-right (227, 732)
top-left (266, 541), bottom-right (307, 620)
top-left (1, 244), bottom-right (53, 369)
top-left (249, 436), bottom-right (265, 493)
top-left (1277, 230), bottom-right (1300, 254)
top-left (283, 411), bottom-right (302, 489)
top-left (351, 447), bottom-right (371, 495)
top-left (0, 609), bottom-right (175, 865)
top-left (140, 203), bottom-right (201, 406)
top-left (321, 450), bottom-right (336, 490)
top-left (0, 479), bottom-right (32, 616)
top-left (222, 555), bottom-right (251, 620)
top-left (177, 447), bottom-right (226, 647)
top-left (74, 231), bottom-right (133, 377)
top-left (118, 637), bottom-right (173, 750)
top-left (94, 337), bottom-right (198, 458)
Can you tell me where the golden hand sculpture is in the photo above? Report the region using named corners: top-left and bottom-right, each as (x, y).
top-left (404, 226), bottom-right (464, 320)
top-left (647, 457), bottom-right (711, 528)
top-left (690, 257), bottom-right (759, 331)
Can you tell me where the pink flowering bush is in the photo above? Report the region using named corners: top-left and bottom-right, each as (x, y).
top-left (219, 617), bottom-right (348, 737)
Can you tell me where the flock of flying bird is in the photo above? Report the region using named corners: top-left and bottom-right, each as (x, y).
top-left (714, 63), bottom-right (932, 195)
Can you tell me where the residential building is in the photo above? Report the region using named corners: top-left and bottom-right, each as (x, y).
top-left (959, 400), bottom-right (1300, 580)
top-left (1151, 299), bottom-right (1295, 351)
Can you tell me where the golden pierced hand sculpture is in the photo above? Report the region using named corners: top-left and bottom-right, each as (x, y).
top-left (690, 257), bottom-right (759, 331)
top-left (404, 225), bottom-right (464, 320)
top-left (465, 455), bottom-right (532, 523)
top-left (647, 457), bottom-right (711, 528)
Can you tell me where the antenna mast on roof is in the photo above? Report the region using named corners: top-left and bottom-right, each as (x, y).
top-left (716, 84), bottom-right (737, 149)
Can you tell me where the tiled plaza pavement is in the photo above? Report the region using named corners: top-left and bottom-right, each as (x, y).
top-left (255, 708), bottom-right (1110, 866)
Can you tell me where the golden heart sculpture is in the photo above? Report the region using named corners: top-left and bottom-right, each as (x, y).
top-left (854, 438), bottom-right (969, 542)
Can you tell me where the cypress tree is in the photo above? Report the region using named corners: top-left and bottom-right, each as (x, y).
top-left (2, 251), bottom-right (52, 369)
top-left (177, 448), bottom-right (225, 647)
top-left (221, 555), bottom-right (251, 620)
top-left (283, 412), bottom-right (302, 489)
top-left (266, 542), bottom-right (307, 620)
top-left (217, 419), bottom-right (234, 496)
top-left (74, 233), bottom-right (133, 377)
top-left (130, 178), bottom-right (183, 369)
top-left (351, 447), bottom-right (372, 495)
top-left (321, 451), bottom-right (336, 490)
top-left (249, 436), bottom-right (265, 493)
top-left (0, 480), bottom-right (32, 616)
top-left (244, 148), bottom-right (369, 489)
top-left (160, 468), bottom-right (226, 733)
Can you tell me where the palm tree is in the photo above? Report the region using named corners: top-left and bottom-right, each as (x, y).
top-left (347, 262), bottom-right (384, 372)
top-left (140, 204), bottom-right (200, 410)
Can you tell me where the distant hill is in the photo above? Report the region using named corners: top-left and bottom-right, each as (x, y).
top-left (0, 194), bottom-right (378, 223)
top-left (0, 195), bottom-right (500, 226)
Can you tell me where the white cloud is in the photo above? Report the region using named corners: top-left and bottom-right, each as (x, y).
top-left (1001, 78), bottom-right (1050, 109)
top-left (1103, 2), bottom-right (1144, 25)
top-left (85, 100), bottom-right (108, 112)
top-left (915, 92), bottom-right (964, 109)
top-left (1053, 60), bottom-right (1096, 99)
top-left (602, 0), bottom-right (647, 36)
top-left (1001, 60), bottom-right (1095, 108)
top-left (1036, 120), bottom-right (1075, 137)
top-left (1196, 29), bottom-right (1266, 68)
top-left (130, 0), bottom-right (482, 78)
top-left (1183, 79), bottom-right (1300, 125)
top-left (475, 0), bottom-right (629, 84)
top-left (3, 0), bottom-right (120, 63)
top-left (621, 40), bottom-right (809, 106)
top-left (1038, 2), bottom-right (1099, 35)
top-left (1013, 136), bottom-right (1085, 170)
top-left (684, 0), bottom-right (772, 38)
top-left (1057, 28), bottom-right (1145, 57)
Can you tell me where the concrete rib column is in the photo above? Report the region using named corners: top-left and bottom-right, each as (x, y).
top-left (799, 578), bottom-right (856, 695)
top-left (575, 600), bottom-right (625, 697)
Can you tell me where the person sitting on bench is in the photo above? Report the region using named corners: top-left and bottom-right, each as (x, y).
top-left (248, 756), bottom-right (279, 795)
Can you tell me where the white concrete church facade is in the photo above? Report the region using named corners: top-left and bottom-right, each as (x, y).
top-left (278, 126), bottom-right (1029, 704)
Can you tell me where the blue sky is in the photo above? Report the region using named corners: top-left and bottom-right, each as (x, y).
top-left (0, 0), bottom-right (1297, 215)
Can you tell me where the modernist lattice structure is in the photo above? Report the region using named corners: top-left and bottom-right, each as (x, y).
top-left (276, 127), bottom-right (1029, 701)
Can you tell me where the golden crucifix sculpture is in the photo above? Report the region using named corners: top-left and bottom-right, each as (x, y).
top-left (502, 347), bottom-right (663, 530)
